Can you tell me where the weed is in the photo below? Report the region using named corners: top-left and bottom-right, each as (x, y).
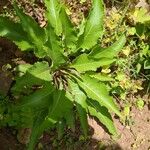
top-left (0, 0), bottom-right (126, 149)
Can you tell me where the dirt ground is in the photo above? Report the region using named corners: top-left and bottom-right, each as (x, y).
top-left (89, 106), bottom-right (150, 150)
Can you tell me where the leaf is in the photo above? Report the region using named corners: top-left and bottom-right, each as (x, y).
top-left (64, 110), bottom-right (75, 131)
top-left (77, 17), bottom-right (86, 37)
top-left (60, 7), bottom-right (77, 51)
top-left (144, 60), bottom-right (150, 69)
top-left (45, 25), bottom-right (66, 69)
top-left (45, 0), bottom-right (62, 35)
top-left (68, 80), bottom-right (88, 136)
top-left (0, 17), bottom-right (33, 50)
top-left (9, 82), bottom-right (54, 129)
top-left (76, 75), bottom-right (122, 118)
top-left (16, 64), bottom-right (32, 75)
top-left (87, 99), bottom-right (117, 136)
top-left (14, 84), bottom-right (54, 110)
top-left (71, 54), bottom-right (115, 72)
top-left (57, 119), bottom-right (66, 139)
top-left (13, 3), bottom-right (47, 57)
top-left (28, 110), bottom-right (54, 150)
top-left (89, 35), bottom-right (126, 59)
top-left (12, 62), bottom-right (51, 94)
top-left (48, 90), bottom-right (73, 121)
top-left (89, 73), bottom-right (114, 81)
top-left (78, 0), bottom-right (104, 49)
top-left (133, 8), bottom-right (150, 24)
top-left (15, 84), bottom-right (54, 150)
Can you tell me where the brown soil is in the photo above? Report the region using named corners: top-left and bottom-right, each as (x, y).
top-left (0, 38), bottom-right (17, 94)
top-left (88, 105), bottom-right (150, 150)
top-left (0, 128), bottom-right (24, 150)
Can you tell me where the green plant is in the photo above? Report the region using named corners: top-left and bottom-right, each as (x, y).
top-left (136, 99), bottom-right (144, 110)
top-left (127, 7), bottom-right (150, 71)
top-left (0, 0), bottom-right (126, 149)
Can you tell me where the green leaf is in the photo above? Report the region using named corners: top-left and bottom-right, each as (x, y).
top-left (16, 64), bottom-right (32, 75)
top-left (45, 0), bottom-right (62, 35)
top-left (14, 84), bottom-right (54, 110)
top-left (71, 54), bottom-right (115, 72)
top-left (57, 119), bottom-right (66, 139)
top-left (87, 99), bottom-right (117, 136)
top-left (13, 3), bottom-right (47, 57)
top-left (89, 73), bottom-right (114, 81)
top-left (89, 35), bottom-right (126, 59)
top-left (28, 110), bottom-right (54, 150)
top-left (12, 62), bottom-right (51, 95)
top-left (68, 80), bottom-right (88, 136)
top-left (45, 25), bottom-right (66, 68)
top-left (78, 0), bottom-right (104, 49)
top-left (18, 85), bottom-right (54, 150)
top-left (76, 75), bottom-right (122, 118)
top-left (133, 8), bottom-right (150, 24)
top-left (48, 90), bottom-right (73, 121)
top-left (60, 7), bottom-right (77, 52)
top-left (64, 110), bottom-right (75, 131)
top-left (77, 17), bottom-right (86, 37)
top-left (144, 60), bottom-right (150, 69)
top-left (0, 17), bottom-right (33, 50)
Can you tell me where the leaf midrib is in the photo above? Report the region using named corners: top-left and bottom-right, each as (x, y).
top-left (51, 0), bottom-right (58, 30)
top-left (78, 78), bottom-right (121, 117)
top-left (72, 59), bottom-right (114, 68)
top-left (50, 91), bottom-right (62, 115)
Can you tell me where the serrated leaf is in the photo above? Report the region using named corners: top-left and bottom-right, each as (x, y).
top-left (76, 75), bottom-right (122, 118)
top-left (45, 25), bottom-right (66, 68)
top-left (60, 7), bottom-right (77, 52)
top-left (89, 35), bottom-right (126, 59)
top-left (68, 80), bottom-right (88, 136)
top-left (87, 99), bottom-right (117, 136)
top-left (78, 0), bottom-right (104, 49)
top-left (71, 54), bottom-right (115, 72)
top-left (12, 62), bottom-right (51, 94)
top-left (13, 3), bottom-right (47, 57)
top-left (45, 0), bottom-right (62, 35)
top-left (0, 17), bottom-right (33, 50)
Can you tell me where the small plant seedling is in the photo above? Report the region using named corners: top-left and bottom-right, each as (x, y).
top-left (136, 99), bottom-right (145, 110)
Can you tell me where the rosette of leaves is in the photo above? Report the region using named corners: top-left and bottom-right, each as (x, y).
top-left (0, 0), bottom-right (126, 149)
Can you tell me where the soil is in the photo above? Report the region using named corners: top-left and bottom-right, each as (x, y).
top-left (89, 105), bottom-right (150, 150)
top-left (0, 38), bottom-right (17, 94)
top-left (0, 128), bottom-right (24, 150)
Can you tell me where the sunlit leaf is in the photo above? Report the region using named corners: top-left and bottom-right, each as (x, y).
top-left (71, 54), bottom-right (115, 72)
top-left (78, 0), bottom-right (104, 49)
top-left (45, 0), bottom-right (62, 35)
